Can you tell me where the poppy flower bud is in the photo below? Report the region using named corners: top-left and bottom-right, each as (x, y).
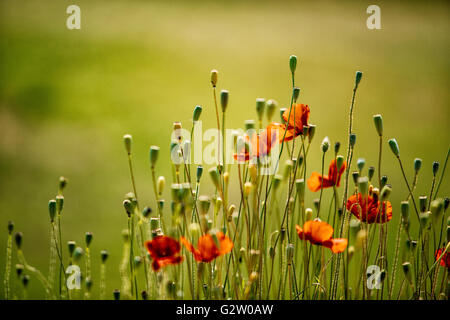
top-left (244, 182), bottom-right (253, 197)
top-left (380, 175), bottom-right (388, 189)
top-left (245, 120), bottom-right (255, 131)
top-left (388, 139), bottom-right (400, 157)
top-left (123, 134), bottom-right (132, 155)
top-left (293, 87), bottom-right (300, 102)
top-left (373, 114), bottom-right (383, 137)
top-left (402, 262), bottom-right (412, 283)
top-left (220, 90), bottom-right (229, 113)
top-left (419, 196), bottom-right (427, 213)
top-left (305, 208), bottom-right (313, 221)
top-left (196, 165), bottom-right (203, 182)
top-left (249, 271), bottom-right (259, 283)
top-left (158, 200), bottom-right (165, 211)
top-left (280, 228), bottom-right (286, 242)
top-left (73, 247), bottom-right (84, 262)
top-left (85, 277), bottom-right (93, 292)
top-left (16, 264), bottom-right (24, 277)
top-left (214, 197), bottom-right (223, 215)
top-left (56, 195), bottom-right (64, 213)
top-left (149, 146), bottom-right (160, 168)
top-left (289, 55), bottom-right (297, 74)
top-left (411, 158), bottom-right (422, 174)
top-left (199, 195), bottom-right (211, 215)
top-left (223, 172), bottom-right (229, 185)
top-left (279, 108), bottom-right (287, 124)
top-left (49, 199), bottom-right (56, 222)
top-left (286, 243), bottom-right (294, 264)
top-left (349, 133), bottom-right (356, 148)
top-left (157, 176), bottom-right (165, 196)
top-left (419, 211), bottom-right (430, 228)
top-left (333, 156), bottom-right (343, 172)
top-left (313, 199), bottom-right (320, 212)
top-left (67, 241), bottom-right (76, 257)
top-left (334, 142), bottom-right (341, 154)
top-left (348, 246), bottom-right (355, 260)
top-left (266, 99), bottom-right (277, 121)
top-left (227, 204), bottom-right (236, 219)
top-left (113, 289), bottom-right (120, 300)
top-left (22, 275), bottom-right (30, 288)
top-left (444, 198), bottom-right (450, 211)
top-left (350, 219), bottom-right (361, 238)
top-left (14, 232), bottom-right (22, 249)
top-left (432, 161), bottom-right (439, 176)
top-left (357, 158), bottom-right (365, 172)
top-left (368, 166), bottom-right (375, 181)
top-left (273, 175), bottom-right (283, 191)
top-left (321, 136), bottom-right (330, 153)
top-left (308, 124), bottom-right (316, 143)
top-left (59, 176), bottom-right (68, 193)
top-left (123, 200), bottom-right (133, 217)
top-left (380, 185), bottom-right (392, 202)
top-left (295, 179), bottom-right (305, 201)
top-left (122, 229), bottom-right (130, 242)
top-left (134, 256), bottom-right (142, 268)
top-left (101, 250), bottom-right (109, 263)
top-left (355, 71), bottom-right (363, 88)
top-left (210, 69), bottom-right (219, 87)
top-left (358, 177), bottom-right (369, 197)
top-left (430, 198), bottom-right (444, 221)
top-left (85, 232), bottom-right (93, 247)
top-left (142, 206), bottom-right (152, 218)
top-left (7, 221), bottom-right (14, 235)
top-left (256, 98), bottom-right (265, 121)
top-left (405, 239), bottom-right (417, 252)
top-left (283, 160), bottom-right (293, 180)
top-left (189, 223), bottom-right (201, 238)
top-left (193, 105), bottom-right (202, 122)
top-left (401, 201), bottom-right (409, 221)
top-left (356, 229), bottom-right (367, 249)
top-left (209, 167), bottom-right (220, 189)
top-left (352, 171), bottom-right (359, 186)
top-left (249, 164), bottom-right (258, 182)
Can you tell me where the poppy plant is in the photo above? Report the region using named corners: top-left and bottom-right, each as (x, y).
top-left (145, 235), bottom-right (183, 271)
top-left (346, 193), bottom-right (393, 224)
top-left (180, 231), bottom-right (233, 263)
top-left (435, 248), bottom-right (450, 269)
top-left (296, 219), bottom-right (347, 253)
top-left (307, 159), bottom-right (346, 192)
top-left (234, 124), bottom-right (282, 161)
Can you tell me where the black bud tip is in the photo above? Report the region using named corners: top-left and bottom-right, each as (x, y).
top-left (7, 221), bottom-right (14, 234)
top-left (85, 232), bottom-right (93, 247)
top-left (14, 232), bottom-right (23, 249)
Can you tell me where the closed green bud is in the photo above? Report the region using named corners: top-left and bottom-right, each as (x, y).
top-left (349, 133), bottom-right (356, 147)
top-left (388, 139), bottom-right (400, 157)
top-left (380, 175), bottom-right (388, 189)
top-left (245, 120), bottom-right (255, 131)
top-left (193, 105), bottom-right (202, 122)
top-left (295, 179), bottom-right (305, 201)
top-left (157, 176), bottom-right (165, 196)
top-left (101, 250), bottom-right (109, 263)
top-left (199, 195), bottom-right (211, 215)
top-left (195, 165), bottom-right (203, 183)
top-left (380, 185), bottom-right (392, 202)
top-left (401, 201), bottom-right (410, 222)
top-left (149, 146), bottom-right (160, 168)
top-left (321, 136), bottom-right (330, 153)
top-left (293, 87), bottom-right (300, 102)
top-left (273, 174), bottom-right (283, 191)
top-left (289, 55), bottom-right (297, 74)
top-left (432, 161), bottom-right (439, 176)
top-left (419, 196), bottom-right (427, 213)
top-left (49, 199), bottom-right (56, 222)
top-left (280, 108), bottom-right (287, 124)
top-left (189, 223), bottom-right (201, 238)
top-left (56, 195), bottom-right (64, 213)
top-left (142, 206), bottom-right (152, 218)
top-left (419, 211), bottom-right (430, 228)
top-left (313, 199), bottom-right (320, 212)
top-left (209, 167), bottom-right (220, 189)
top-left (355, 71), bottom-right (363, 88)
top-left (430, 198), bottom-right (444, 221)
top-left (283, 160), bottom-right (293, 180)
top-left (358, 177), bottom-right (369, 196)
top-left (402, 262), bottom-right (412, 283)
top-left (150, 217), bottom-right (160, 231)
top-left (15, 264), bottom-right (24, 277)
top-left (85, 232), bottom-right (93, 247)
top-left (158, 199), bottom-right (165, 211)
top-left (68, 241), bottom-right (76, 256)
top-left (305, 208), bottom-right (313, 221)
top-left (220, 90), bottom-right (229, 112)
top-left (256, 98), bottom-right (265, 121)
top-left (444, 198), bottom-right (449, 211)
top-left (85, 277), bottom-right (93, 291)
top-left (7, 221), bottom-right (14, 234)
top-left (73, 247), bottom-right (84, 261)
top-left (352, 171), bottom-right (359, 185)
top-left (286, 243), bottom-right (294, 264)
top-left (414, 158), bottom-right (422, 172)
top-left (373, 114), bottom-right (383, 136)
top-left (58, 176), bottom-right (68, 193)
top-left (211, 69), bottom-right (218, 87)
top-left (14, 232), bottom-right (22, 249)
top-left (266, 99), bottom-right (277, 121)
top-left (22, 275), bottom-right (30, 288)
top-left (368, 166), bottom-right (375, 181)
top-left (123, 199), bottom-right (133, 217)
top-left (334, 142), bottom-right (341, 154)
top-left (307, 124), bottom-right (316, 143)
top-left (357, 158), bottom-right (365, 172)
top-left (134, 256), bottom-right (142, 268)
top-left (123, 134), bottom-right (132, 155)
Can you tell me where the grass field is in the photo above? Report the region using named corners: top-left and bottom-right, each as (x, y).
top-left (0, 0), bottom-right (449, 299)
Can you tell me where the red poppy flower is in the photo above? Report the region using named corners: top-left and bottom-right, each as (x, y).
top-left (435, 248), bottom-right (450, 268)
top-left (282, 103), bottom-right (310, 141)
top-left (180, 232), bottom-right (233, 263)
top-left (145, 236), bottom-right (183, 271)
top-left (346, 193), bottom-right (393, 224)
top-left (307, 159), bottom-right (346, 192)
top-left (296, 219), bottom-right (347, 253)
top-left (234, 124), bottom-right (282, 161)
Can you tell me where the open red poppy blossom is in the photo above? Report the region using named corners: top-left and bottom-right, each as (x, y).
top-left (435, 248), bottom-right (450, 269)
top-left (346, 193), bottom-right (392, 224)
top-left (180, 231), bottom-right (233, 263)
top-left (296, 219), bottom-right (347, 253)
top-left (307, 159), bottom-right (346, 192)
top-left (145, 236), bottom-right (183, 271)
top-left (282, 103), bottom-right (310, 140)
top-left (234, 124), bottom-right (282, 161)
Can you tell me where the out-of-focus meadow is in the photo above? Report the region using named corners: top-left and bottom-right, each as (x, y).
top-left (0, 0), bottom-right (448, 298)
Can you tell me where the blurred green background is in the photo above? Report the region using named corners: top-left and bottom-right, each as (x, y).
top-left (0, 0), bottom-right (448, 299)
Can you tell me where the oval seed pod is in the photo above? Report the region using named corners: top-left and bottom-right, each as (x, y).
top-left (266, 99), bottom-right (277, 121)
top-left (255, 98), bottom-right (265, 121)
top-left (373, 114), bottom-right (383, 136)
top-left (388, 139), bottom-right (400, 157)
top-left (220, 90), bottom-right (229, 113)
top-left (193, 105), bottom-right (202, 122)
top-left (210, 69), bottom-right (218, 87)
top-left (289, 55), bottom-right (297, 74)
top-left (123, 134), bottom-right (132, 155)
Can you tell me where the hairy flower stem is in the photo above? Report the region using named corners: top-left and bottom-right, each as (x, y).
top-left (316, 151), bottom-right (326, 218)
top-left (4, 233), bottom-right (12, 300)
top-left (17, 249), bottom-right (54, 299)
